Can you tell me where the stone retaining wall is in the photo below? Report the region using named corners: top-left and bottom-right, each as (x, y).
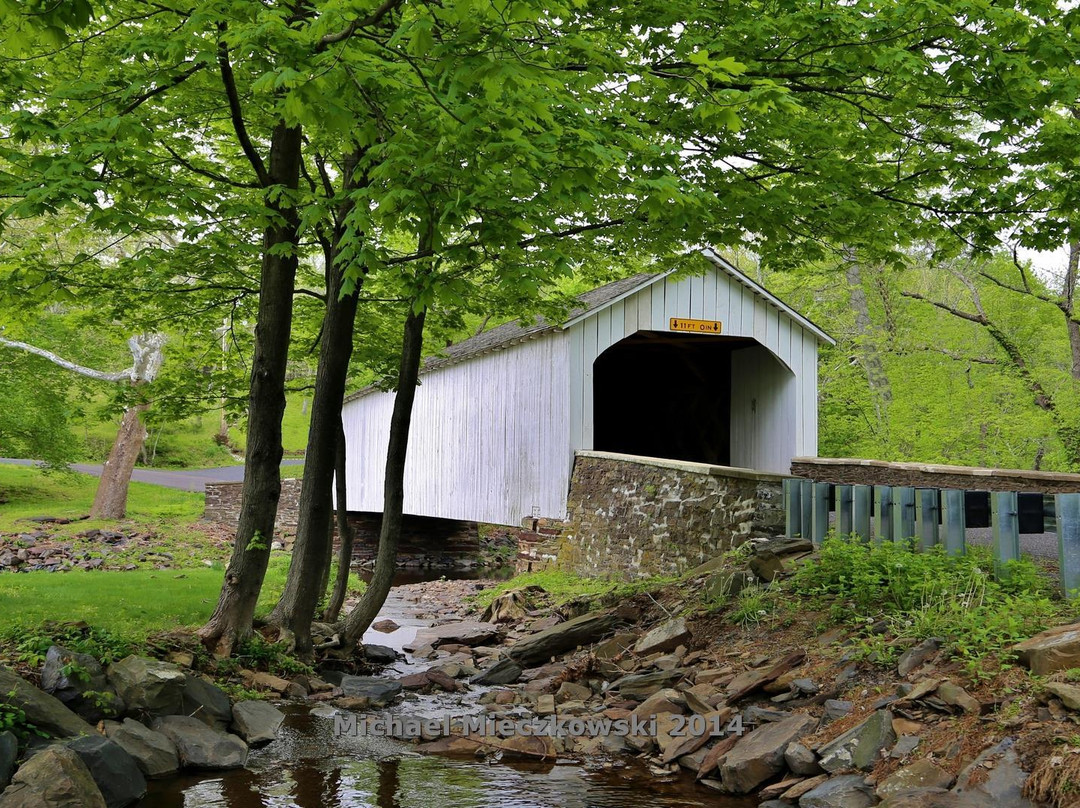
top-left (546, 451), bottom-right (785, 578)
top-left (203, 479), bottom-right (303, 528)
top-left (791, 457), bottom-right (1080, 494)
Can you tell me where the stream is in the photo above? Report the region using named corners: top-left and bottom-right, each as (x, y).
top-left (144, 569), bottom-right (755, 808)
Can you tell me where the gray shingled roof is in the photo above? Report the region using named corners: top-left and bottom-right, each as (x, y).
top-left (345, 271), bottom-right (659, 402)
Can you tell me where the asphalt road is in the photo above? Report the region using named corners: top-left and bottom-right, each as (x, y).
top-left (0, 457), bottom-right (304, 492)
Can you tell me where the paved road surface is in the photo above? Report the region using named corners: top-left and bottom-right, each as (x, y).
top-left (0, 458), bottom-right (303, 493)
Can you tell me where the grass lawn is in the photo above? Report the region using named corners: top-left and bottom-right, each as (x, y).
top-left (0, 464), bottom-right (361, 647)
top-left (0, 463), bottom-right (203, 530)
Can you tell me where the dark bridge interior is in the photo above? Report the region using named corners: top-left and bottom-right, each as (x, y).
top-left (593, 332), bottom-right (757, 466)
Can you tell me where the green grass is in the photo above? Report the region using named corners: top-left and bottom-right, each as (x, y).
top-left (0, 558), bottom-right (292, 640)
top-left (0, 464), bottom-right (203, 530)
top-left (470, 569), bottom-right (675, 609)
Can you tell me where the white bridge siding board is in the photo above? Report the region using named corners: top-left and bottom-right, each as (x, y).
top-left (341, 256), bottom-right (829, 529)
top-left (343, 334), bottom-right (571, 525)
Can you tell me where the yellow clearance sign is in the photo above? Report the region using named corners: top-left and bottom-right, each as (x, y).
top-left (669, 317), bottom-right (723, 334)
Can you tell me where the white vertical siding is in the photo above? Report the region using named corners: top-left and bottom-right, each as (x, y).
top-left (342, 333), bottom-right (572, 525)
top-left (730, 345), bottom-right (798, 473)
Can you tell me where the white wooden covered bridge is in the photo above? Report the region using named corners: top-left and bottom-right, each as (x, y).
top-left (341, 251), bottom-right (834, 528)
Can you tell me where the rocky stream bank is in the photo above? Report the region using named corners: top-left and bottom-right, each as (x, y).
top-left (2, 537), bottom-right (1080, 807)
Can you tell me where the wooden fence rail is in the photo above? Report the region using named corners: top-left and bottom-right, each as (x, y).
top-left (783, 480), bottom-right (1080, 598)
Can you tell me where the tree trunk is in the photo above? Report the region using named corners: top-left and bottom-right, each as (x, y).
top-left (324, 417), bottom-right (354, 623)
top-left (89, 403), bottom-right (148, 519)
top-left (198, 122), bottom-right (302, 658)
top-left (843, 250), bottom-right (892, 429)
top-left (1064, 241), bottom-right (1080, 381)
top-left (342, 304), bottom-right (427, 648)
top-left (265, 150), bottom-right (365, 654)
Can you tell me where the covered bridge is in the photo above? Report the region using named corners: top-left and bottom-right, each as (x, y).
top-left (341, 251), bottom-right (834, 528)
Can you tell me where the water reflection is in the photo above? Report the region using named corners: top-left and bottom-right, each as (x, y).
top-left (144, 709), bottom-right (755, 808)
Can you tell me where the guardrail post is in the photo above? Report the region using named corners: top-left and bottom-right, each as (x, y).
top-left (852, 485), bottom-right (872, 543)
top-left (812, 482), bottom-right (830, 546)
top-left (875, 486), bottom-right (893, 543)
top-left (800, 479), bottom-right (813, 542)
top-left (941, 489), bottom-right (966, 557)
top-left (836, 485), bottom-right (853, 537)
top-left (892, 486), bottom-right (916, 541)
top-left (991, 491), bottom-right (1020, 578)
top-left (784, 479), bottom-right (802, 538)
top-left (1057, 493), bottom-right (1080, 599)
top-left (916, 488), bottom-right (940, 550)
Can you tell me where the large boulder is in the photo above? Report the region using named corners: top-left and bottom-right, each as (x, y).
top-left (878, 791), bottom-right (983, 808)
top-left (0, 733), bottom-right (15, 790)
top-left (611, 669), bottom-right (689, 700)
top-left (720, 712), bottom-right (816, 794)
top-left (230, 701), bottom-right (284, 747)
top-left (876, 760), bottom-right (955, 798)
top-left (180, 675), bottom-right (232, 730)
top-left (634, 617), bottom-right (691, 656)
top-left (0, 669), bottom-right (94, 739)
top-left (106, 657), bottom-right (185, 718)
top-left (411, 622), bottom-right (502, 649)
top-left (1013, 623), bottom-right (1080, 675)
top-left (952, 738), bottom-right (1034, 807)
top-left (66, 736), bottom-right (146, 808)
top-left (337, 677), bottom-right (402, 707)
top-left (470, 659), bottom-right (522, 686)
top-left (818, 710), bottom-right (896, 773)
top-left (150, 716), bottom-right (248, 771)
top-left (798, 775), bottom-right (876, 808)
top-left (0, 745), bottom-right (106, 808)
top-left (40, 647), bottom-right (123, 722)
top-left (102, 719), bottom-right (179, 779)
top-left (508, 611), bottom-right (620, 667)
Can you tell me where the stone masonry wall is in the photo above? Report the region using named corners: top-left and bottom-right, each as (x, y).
top-left (550, 451), bottom-right (785, 579)
top-left (204, 480), bottom-right (496, 567)
top-left (791, 457), bottom-right (1080, 494)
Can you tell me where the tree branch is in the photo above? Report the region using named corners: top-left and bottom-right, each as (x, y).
top-left (317, 0), bottom-right (405, 49)
top-left (217, 31), bottom-right (270, 187)
top-left (0, 336), bottom-right (131, 382)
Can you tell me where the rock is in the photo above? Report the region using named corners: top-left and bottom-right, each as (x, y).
top-left (555, 681), bottom-right (592, 704)
top-left (106, 657), bottom-right (185, 718)
top-left (535, 695), bottom-right (556, 716)
top-left (877, 760), bottom-right (955, 798)
top-left (180, 675), bottom-right (232, 730)
top-left (898, 638), bottom-right (941, 676)
top-left (246, 672), bottom-right (291, 694)
top-left (0, 745), bottom-right (106, 808)
top-left (150, 716), bottom-right (248, 771)
top-left (397, 671), bottom-right (460, 693)
top-left (1044, 681), bottom-right (1080, 711)
top-left (412, 622), bottom-right (502, 649)
top-left (480, 590), bottom-right (530, 623)
top-left (878, 791), bottom-right (983, 808)
top-left (470, 658), bottom-right (522, 686)
top-left (786, 741), bottom-right (822, 775)
top-left (66, 735), bottom-right (147, 808)
top-left (102, 718), bottom-right (179, 779)
top-left (703, 570), bottom-right (755, 602)
top-left (934, 681), bottom-right (979, 715)
top-left (362, 645), bottom-right (399, 665)
top-left (593, 633), bottom-right (637, 661)
top-left (756, 536), bottom-right (814, 556)
top-left (0, 733), bottom-right (15, 790)
top-left (749, 550), bottom-right (784, 582)
top-left (611, 669), bottom-right (689, 700)
top-left (0, 668), bottom-right (94, 738)
top-left (230, 702), bottom-right (284, 747)
top-left (952, 737), bottom-right (1034, 807)
top-left (338, 676), bottom-right (402, 707)
top-left (818, 710), bottom-right (896, 773)
top-left (371, 619), bottom-right (399, 633)
top-left (508, 611), bottom-right (619, 667)
top-left (798, 774), bottom-right (876, 808)
top-left (891, 735), bottom-right (921, 758)
top-left (40, 647), bottom-right (109, 710)
top-left (720, 712), bottom-right (816, 794)
top-left (634, 618), bottom-right (691, 656)
top-left (1014, 623), bottom-right (1080, 675)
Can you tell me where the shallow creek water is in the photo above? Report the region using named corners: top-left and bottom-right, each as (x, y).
top-left (144, 569), bottom-right (754, 808)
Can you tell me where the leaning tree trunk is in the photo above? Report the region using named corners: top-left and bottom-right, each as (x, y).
top-left (198, 122), bottom-right (302, 658)
top-left (324, 417), bottom-right (354, 623)
top-left (90, 404), bottom-right (149, 519)
top-left (266, 264), bottom-right (361, 654)
top-left (342, 305), bottom-right (427, 648)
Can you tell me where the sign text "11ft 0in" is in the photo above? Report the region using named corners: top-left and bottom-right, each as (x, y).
top-left (669, 317), bottom-right (723, 334)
